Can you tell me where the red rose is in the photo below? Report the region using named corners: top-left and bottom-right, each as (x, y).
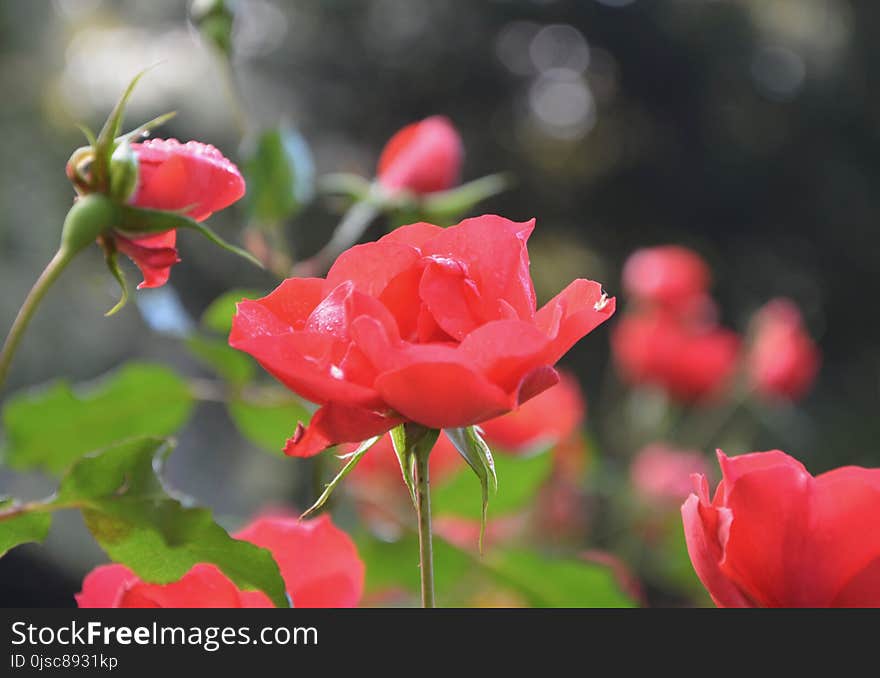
top-left (682, 450), bottom-right (880, 607)
top-left (622, 245), bottom-right (711, 312)
top-left (115, 138), bottom-right (245, 288)
top-left (75, 514), bottom-right (364, 608)
top-left (611, 310), bottom-right (739, 402)
top-left (377, 116), bottom-right (463, 195)
top-left (630, 443), bottom-right (711, 505)
top-left (747, 298), bottom-right (820, 400)
top-left (479, 371), bottom-right (586, 454)
top-left (230, 215), bottom-right (615, 456)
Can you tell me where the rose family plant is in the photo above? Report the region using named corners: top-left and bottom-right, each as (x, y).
top-left (0, 72), bottom-right (257, 390)
top-left (683, 450), bottom-right (880, 607)
top-left (78, 514), bottom-right (364, 608)
top-left (229, 213), bottom-right (615, 606)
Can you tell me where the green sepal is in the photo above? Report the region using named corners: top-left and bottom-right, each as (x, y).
top-left (390, 425), bottom-right (416, 507)
top-left (116, 111), bottom-right (177, 145)
top-left (116, 205), bottom-right (263, 269)
top-left (300, 436), bottom-right (381, 519)
top-left (109, 139), bottom-right (139, 202)
top-left (102, 245), bottom-right (131, 317)
top-left (93, 67), bottom-right (158, 190)
top-left (445, 425), bottom-right (498, 553)
top-left (390, 424), bottom-right (439, 508)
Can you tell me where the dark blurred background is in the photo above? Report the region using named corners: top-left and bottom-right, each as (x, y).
top-left (1, 0), bottom-right (878, 606)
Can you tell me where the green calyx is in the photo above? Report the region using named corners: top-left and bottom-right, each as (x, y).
top-left (60, 194), bottom-right (118, 256)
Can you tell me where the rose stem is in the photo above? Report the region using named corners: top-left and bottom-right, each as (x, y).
top-left (0, 249), bottom-right (73, 391)
top-left (413, 443), bottom-right (436, 608)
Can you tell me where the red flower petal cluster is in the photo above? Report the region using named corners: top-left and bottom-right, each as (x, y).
top-left (479, 371), bottom-right (585, 455)
top-left (622, 245), bottom-right (711, 312)
top-left (377, 116), bottom-right (463, 195)
top-left (682, 450), bottom-right (880, 607)
top-left (230, 215), bottom-right (614, 456)
top-left (613, 246), bottom-right (739, 402)
top-left (75, 515), bottom-right (364, 608)
top-left (117, 139), bottom-right (246, 288)
top-left (612, 310), bottom-right (740, 401)
top-left (747, 298), bottom-right (820, 400)
top-left (630, 443), bottom-right (711, 505)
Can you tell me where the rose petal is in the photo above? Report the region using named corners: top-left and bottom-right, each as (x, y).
top-left (118, 564), bottom-right (243, 608)
top-left (235, 515), bottom-right (365, 608)
top-left (75, 564), bottom-right (138, 608)
top-left (681, 492), bottom-right (753, 608)
top-left (375, 361), bottom-right (511, 428)
top-left (114, 231), bottom-right (180, 290)
top-left (283, 402), bottom-right (401, 457)
top-left (537, 279), bottom-right (616, 364)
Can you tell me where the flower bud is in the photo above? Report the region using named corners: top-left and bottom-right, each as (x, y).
top-left (109, 141), bottom-right (140, 202)
top-left (61, 194), bottom-right (117, 255)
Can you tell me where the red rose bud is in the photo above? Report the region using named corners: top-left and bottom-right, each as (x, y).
top-left (114, 138), bottom-right (245, 288)
top-left (75, 514), bottom-right (364, 608)
top-left (622, 245), bottom-right (711, 313)
top-left (631, 443), bottom-right (711, 505)
top-left (612, 310), bottom-right (740, 402)
top-left (478, 371), bottom-right (586, 454)
top-left (229, 215), bottom-right (615, 456)
top-left (682, 450), bottom-right (880, 607)
top-left (377, 116), bottom-right (463, 195)
top-left (747, 298), bottom-right (820, 400)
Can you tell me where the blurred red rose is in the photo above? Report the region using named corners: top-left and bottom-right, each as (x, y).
top-left (611, 310), bottom-right (740, 402)
top-left (479, 371), bottom-right (586, 455)
top-left (747, 298), bottom-right (820, 400)
top-left (622, 245), bottom-right (711, 313)
top-left (377, 116), bottom-right (463, 195)
top-left (75, 514), bottom-right (363, 608)
top-left (230, 215), bottom-right (614, 456)
top-left (630, 443), bottom-right (711, 505)
top-left (115, 138), bottom-right (246, 289)
top-left (682, 450), bottom-right (880, 607)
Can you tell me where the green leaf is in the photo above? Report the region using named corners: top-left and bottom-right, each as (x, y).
top-left (1, 363), bottom-right (194, 474)
top-left (185, 334), bottom-right (255, 387)
top-left (55, 437), bottom-right (289, 608)
top-left (201, 289), bottom-right (264, 335)
top-left (445, 426), bottom-right (498, 550)
top-left (356, 531), bottom-right (474, 602)
top-left (0, 500), bottom-right (51, 557)
top-left (243, 125), bottom-right (315, 223)
top-left (227, 395), bottom-right (312, 455)
top-left (433, 448), bottom-right (553, 520)
top-left (421, 173), bottom-right (512, 223)
top-left (484, 550), bottom-right (637, 608)
top-left (116, 205), bottom-right (263, 270)
top-left (301, 436), bottom-right (380, 518)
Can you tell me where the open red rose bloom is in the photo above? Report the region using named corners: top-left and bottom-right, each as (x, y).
top-left (76, 515), bottom-right (364, 608)
top-left (116, 138), bottom-right (246, 289)
top-left (682, 450), bottom-right (880, 607)
top-left (230, 215), bottom-right (615, 457)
